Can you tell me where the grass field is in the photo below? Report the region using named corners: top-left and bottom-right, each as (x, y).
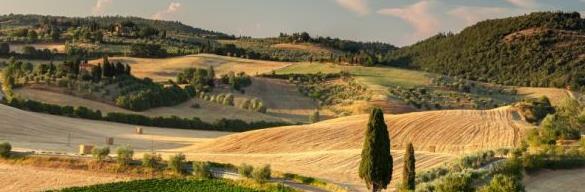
top-left (524, 168), bottom-right (585, 192)
top-left (15, 87), bottom-right (289, 123)
top-left (88, 54), bottom-right (292, 82)
top-left (276, 63), bottom-right (433, 89)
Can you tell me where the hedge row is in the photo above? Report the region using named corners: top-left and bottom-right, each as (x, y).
top-left (5, 98), bottom-right (290, 132)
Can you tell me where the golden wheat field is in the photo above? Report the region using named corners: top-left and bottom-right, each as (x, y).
top-left (516, 87), bottom-right (573, 106)
top-left (169, 106), bottom-right (533, 191)
top-left (88, 54), bottom-right (292, 82)
top-left (0, 104), bottom-right (229, 154)
top-left (0, 100), bottom-right (534, 191)
top-left (0, 164), bottom-right (131, 192)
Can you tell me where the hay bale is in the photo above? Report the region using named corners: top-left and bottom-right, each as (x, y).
top-left (106, 137), bottom-right (114, 145)
top-left (428, 146), bottom-right (436, 153)
top-left (79, 145), bottom-right (94, 155)
top-left (136, 127), bottom-right (143, 134)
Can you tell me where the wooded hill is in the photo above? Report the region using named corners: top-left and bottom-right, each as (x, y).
top-left (385, 12), bottom-right (585, 90)
top-left (0, 14), bottom-right (232, 39)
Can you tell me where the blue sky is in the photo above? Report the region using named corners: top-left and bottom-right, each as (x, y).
top-left (0, 0), bottom-right (584, 46)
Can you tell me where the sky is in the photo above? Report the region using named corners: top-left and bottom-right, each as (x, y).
top-left (0, 0), bottom-right (584, 46)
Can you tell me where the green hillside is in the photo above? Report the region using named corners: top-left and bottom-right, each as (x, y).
top-left (385, 12), bottom-right (585, 90)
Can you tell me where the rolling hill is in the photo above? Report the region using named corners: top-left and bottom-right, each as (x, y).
top-left (88, 54), bottom-right (292, 82)
top-left (386, 12), bottom-right (585, 90)
top-left (178, 106), bottom-right (534, 190)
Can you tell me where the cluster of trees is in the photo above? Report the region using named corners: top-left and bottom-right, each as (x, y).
top-left (386, 12), bottom-right (585, 90)
top-left (129, 44), bottom-right (168, 58)
top-left (176, 67), bottom-right (215, 91)
top-left (4, 97), bottom-right (289, 132)
top-left (278, 32), bottom-right (396, 54)
top-left (220, 71), bottom-right (251, 91)
top-left (527, 98), bottom-right (584, 146)
top-left (194, 91), bottom-right (267, 113)
top-left (115, 77), bottom-right (190, 111)
top-left (237, 164), bottom-right (272, 183)
top-left (90, 56), bottom-right (131, 81)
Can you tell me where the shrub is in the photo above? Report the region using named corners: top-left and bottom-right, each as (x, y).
top-left (309, 111), bottom-right (320, 123)
top-left (193, 161), bottom-right (213, 179)
top-left (238, 163), bottom-right (254, 178)
top-left (478, 174), bottom-right (525, 192)
top-left (92, 147), bottom-right (110, 162)
top-left (0, 142), bottom-right (11, 158)
top-left (168, 153), bottom-right (186, 174)
top-left (142, 153), bottom-right (162, 169)
top-left (116, 145), bottom-right (134, 166)
top-left (434, 172), bottom-right (473, 192)
top-left (252, 164), bottom-right (271, 183)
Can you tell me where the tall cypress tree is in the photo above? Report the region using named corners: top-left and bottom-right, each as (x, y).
top-left (359, 108), bottom-right (392, 192)
top-left (402, 143), bottom-right (416, 191)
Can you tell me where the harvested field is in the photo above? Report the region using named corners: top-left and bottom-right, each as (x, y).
top-left (524, 168), bottom-right (585, 192)
top-left (13, 87), bottom-right (288, 123)
top-left (516, 87), bottom-right (573, 106)
top-left (172, 106), bottom-right (533, 191)
top-left (0, 103), bottom-right (229, 154)
top-left (88, 54), bottom-right (292, 82)
top-left (194, 106), bottom-right (532, 154)
top-left (0, 163), bottom-right (131, 192)
top-left (216, 77), bottom-right (329, 122)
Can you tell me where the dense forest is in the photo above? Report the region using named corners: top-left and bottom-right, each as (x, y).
top-left (384, 12), bottom-right (585, 90)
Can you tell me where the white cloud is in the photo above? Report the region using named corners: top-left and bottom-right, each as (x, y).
top-left (152, 2), bottom-right (182, 20)
top-left (335, 0), bottom-right (369, 16)
top-left (448, 6), bottom-right (517, 26)
top-left (505, 0), bottom-right (538, 9)
top-left (378, 1), bottom-right (442, 43)
top-left (92, 0), bottom-right (112, 15)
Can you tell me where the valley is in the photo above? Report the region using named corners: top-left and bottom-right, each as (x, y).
top-left (0, 10), bottom-right (584, 192)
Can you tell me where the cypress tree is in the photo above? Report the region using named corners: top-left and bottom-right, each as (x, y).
top-left (359, 108), bottom-right (392, 192)
top-left (402, 143), bottom-right (416, 191)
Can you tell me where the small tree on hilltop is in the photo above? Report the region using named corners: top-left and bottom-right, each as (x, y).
top-left (402, 143), bottom-right (416, 191)
top-left (359, 108), bottom-right (393, 192)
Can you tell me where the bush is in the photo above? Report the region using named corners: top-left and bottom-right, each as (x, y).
top-left (116, 145), bottom-right (134, 166)
top-left (92, 147), bottom-right (110, 162)
top-left (252, 164), bottom-right (271, 183)
top-left (238, 163), bottom-right (254, 178)
top-left (309, 111), bottom-right (320, 123)
top-left (142, 153), bottom-right (162, 169)
top-left (168, 153), bottom-right (186, 174)
top-left (0, 142), bottom-right (11, 158)
top-left (478, 174), bottom-right (525, 192)
top-left (434, 172), bottom-right (473, 192)
top-left (193, 161), bottom-right (213, 179)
